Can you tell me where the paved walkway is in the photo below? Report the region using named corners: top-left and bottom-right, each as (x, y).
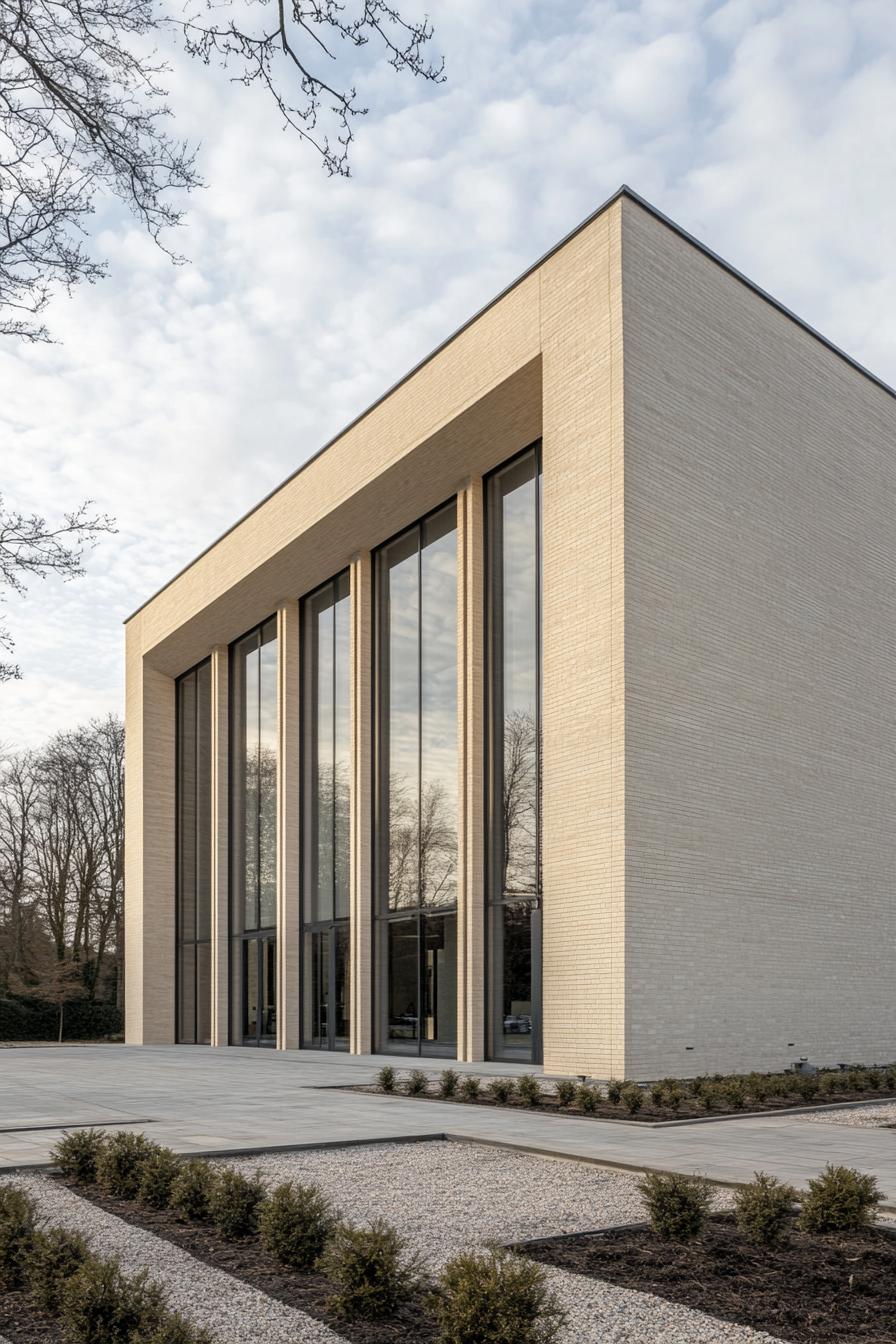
top-left (1, 1045), bottom-right (894, 1202)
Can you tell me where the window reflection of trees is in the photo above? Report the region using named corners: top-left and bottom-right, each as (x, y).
top-left (388, 772), bottom-right (456, 909)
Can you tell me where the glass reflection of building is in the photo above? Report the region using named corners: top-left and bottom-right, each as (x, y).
top-left (230, 617), bottom-right (278, 1046)
top-left (374, 504), bottom-right (458, 1056)
top-left (301, 573), bottom-right (351, 1050)
top-left (486, 446), bottom-right (542, 1062)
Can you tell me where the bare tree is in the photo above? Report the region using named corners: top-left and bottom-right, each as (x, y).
top-left (501, 708), bottom-right (537, 896)
top-left (0, 748), bottom-right (38, 988)
top-left (0, 493), bottom-right (116, 680)
top-left (1, 0), bottom-right (445, 340)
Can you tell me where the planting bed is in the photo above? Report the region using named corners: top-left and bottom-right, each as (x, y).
top-left (523, 1215), bottom-right (896, 1344)
top-left (0, 1297), bottom-right (63, 1344)
top-left (352, 1071), bottom-right (896, 1123)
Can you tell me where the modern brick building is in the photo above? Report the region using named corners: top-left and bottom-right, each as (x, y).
top-left (124, 186), bottom-right (896, 1080)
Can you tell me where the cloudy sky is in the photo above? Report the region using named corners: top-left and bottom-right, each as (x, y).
top-left (2, 0), bottom-right (895, 747)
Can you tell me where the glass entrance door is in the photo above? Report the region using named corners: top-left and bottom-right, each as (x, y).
top-left (303, 923), bottom-right (349, 1050)
top-left (241, 936), bottom-right (276, 1046)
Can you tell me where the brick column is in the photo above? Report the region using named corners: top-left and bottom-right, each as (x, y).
top-left (277, 601), bottom-right (301, 1049)
top-left (209, 645), bottom-right (229, 1047)
top-left (349, 551), bottom-right (373, 1053)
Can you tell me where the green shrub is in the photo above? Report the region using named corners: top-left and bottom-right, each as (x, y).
top-left (208, 1167), bottom-right (265, 1239)
top-left (885, 1067), bottom-right (896, 1093)
top-left (734, 1172), bottom-right (797, 1247)
top-left (0, 1185), bottom-right (39, 1288)
top-left (794, 1073), bottom-right (819, 1103)
top-left (575, 1084), bottom-right (600, 1114)
top-left (435, 1248), bottom-right (566, 1343)
top-left (27, 1227), bottom-right (92, 1313)
top-left (405, 1069), bottom-right (430, 1096)
top-left (620, 1084), bottom-right (644, 1116)
top-left (721, 1078), bottom-right (747, 1111)
top-left (323, 1219), bottom-right (421, 1320)
top-left (606, 1079), bottom-right (622, 1104)
top-left (95, 1131), bottom-right (157, 1200)
top-left (459, 1076), bottom-right (481, 1102)
top-left (817, 1071), bottom-right (841, 1097)
top-left (169, 1159), bottom-right (214, 1222)
top-left (847, 1069), bottom-right (867, 1093)
top-left (132, 1310), bottom-right (213, 1343)
top-left (137, 1148), bottom-right (180, 1210)
top-left (699, 1085), bottom-right (717, 1112)
top-left (746, 1073), bottom-right (771, 1103)
top-left (638, 1171), bottom-right (713, 1241)
top-left (554, 1080), bottom-right (576, 1108)
top-left (664, 1087), bottom-right (682, 1113)
top-left (798, 1164), bottom-right (882, 1233)
top-left (61, 1257), bottom-right (166, 1343)
top-left (439, 1069), bottom-right (460, 1098)
top-left (52, 1128), bottom-right (108, 1184)
top-left (866, 1068), bottom-right (882, 1090)
top-left (649, 1082), bottom-right (666, 1108)
top-left (487, 1078), bottom-right (513, 1105)
top-left (376, 1065), bottom-right (396, 1093)
top-left (259, 1181), bottom-right (334, 1270)
top-left (516, 1076), bottom-right (543, 1109)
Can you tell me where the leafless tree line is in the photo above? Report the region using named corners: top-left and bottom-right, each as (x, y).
top-left (0, 713), bottom-right (124, 1020)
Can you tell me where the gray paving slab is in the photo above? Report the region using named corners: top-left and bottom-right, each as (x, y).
top-left (1, 1045), bottom-right (894, 1201)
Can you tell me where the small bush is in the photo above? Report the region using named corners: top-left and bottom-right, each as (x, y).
top-left (734, 1172), bottom-right (797, 1247)
top-left (132, 1310), bottom-right (213, 1343)
top-left (208, 1167), bottom-right (265, 1239)
top-left (459, 1076), bottom-right (481, 1102)
top-left (435, 1248), bottom-right (566, 1344)
top-left (798, 1164), bottom-right (882, 1234)
top-left (439, 1069), bottom-right (460, 1098)
top-left (721, 1078), bottom-right (747, 1111)
top-left (554, 1080), bottom-right (576, 1108)
top-left (866, 1068), bottom-right (882, 1090)
top-left (487, 1078), bottom-right (513, 1106)
top-left (746, 1073), bottom-right (771, 1103)
top-left (516, 1075), bottom-right (543, 1109)
top-left (817, 1071), bottom-right (841, 1097)
top-left (847, 1069), bottom-right (868, 1093)
top-left (61, 1257), bottom-right (166, 1343)
top-left (699, 1085), bottom-right (717, 1112)
top-left (664, 1087), bottom-right (682, 1113)
top-left (638, 1171), bottom-right (712, 1241)
top-left (621, 1084), bottom-right (644, 1116)
top-left (137, 1148), bottom-right (180, 1210)
top-left (259, 1181), bottom-right (334, 1270)
top-left (323, 1219), bottom-right (421, 1320)
top-left (606, 1079), bottom-right (622, 1104)
top-left (95, 1131), bottom-right (157, 1200)
top-left (376, 1065), bottom-right (396, 1093)
top-left (405, 1069), bottom-right (430, 1096)
top-left (27, 1227), bottom-right (92, 1313)
top-left (52, 1128), bottom-right (108, 1184)
top-left (649, 1082), bottom-right (666, 1108)
top-left (794, 1073), bottom-right (819, 1103)
top-left (885, 1067), bottom-right (896, 1092)
top-left (576, 1084), bottom-right (600, 1114)
top-left (169, 1159), bottom-right (214, 1223)
top-left (0, 1185), bottom-right (39, 1288)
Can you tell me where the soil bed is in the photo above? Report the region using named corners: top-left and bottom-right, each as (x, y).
top-left (348, 1084), bottom-right (896, 1123)
top-left (521, 1214), bottom-right (896, 1343)
top-left (52, 1177), bottom-right (437, 1344)
top-left (0, 1292), bottom-right (65, 1344)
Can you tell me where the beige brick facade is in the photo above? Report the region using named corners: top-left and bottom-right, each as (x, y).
top-left (125, 189), bottom-right (896, 1078)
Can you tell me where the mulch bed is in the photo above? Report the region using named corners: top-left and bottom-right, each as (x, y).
top-left (521, 1214), bottom-right (896, 1343)
top-left (0, 1292), bottom-right (65, 1344)
top-left (52, 1177), bottom-right (438, 1344)
top-left (348, 1084), bottom-right (896, 1123)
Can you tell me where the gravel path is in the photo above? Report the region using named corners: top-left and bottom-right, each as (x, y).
top-left (789, 1101), bottom-right (896, 1128)
top-left (227, 1140), bottom-right (775, 1343)
top-left (0, 1173), bottom-right (345, 1344)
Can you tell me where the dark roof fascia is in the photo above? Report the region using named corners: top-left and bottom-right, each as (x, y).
top-left (125, 183), bottom-right (896, 623)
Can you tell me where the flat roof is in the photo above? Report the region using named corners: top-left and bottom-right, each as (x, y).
top-left (126, 183), bottom-right (896, 622)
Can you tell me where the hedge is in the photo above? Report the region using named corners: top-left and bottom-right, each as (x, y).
top-left (0, 995), bottom-right (123, 1042)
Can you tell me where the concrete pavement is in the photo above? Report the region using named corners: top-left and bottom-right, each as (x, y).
top-left (1, 1045), bottom-right (893, 1203)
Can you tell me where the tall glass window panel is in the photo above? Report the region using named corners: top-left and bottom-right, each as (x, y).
top-left (230, 618), bottom-right (278, 1045)
top-left (486, 446), bottom-right (542, 1063)
top-left (375, 503), bottom-right (458, 1056)
top-left (176, 660), bottom-right (212, 1045)
top-left (301, 573), bottom-right (351, 1050)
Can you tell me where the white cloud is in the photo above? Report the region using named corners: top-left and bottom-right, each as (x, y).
top-left (2, 0), bottom-right (896, 747)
